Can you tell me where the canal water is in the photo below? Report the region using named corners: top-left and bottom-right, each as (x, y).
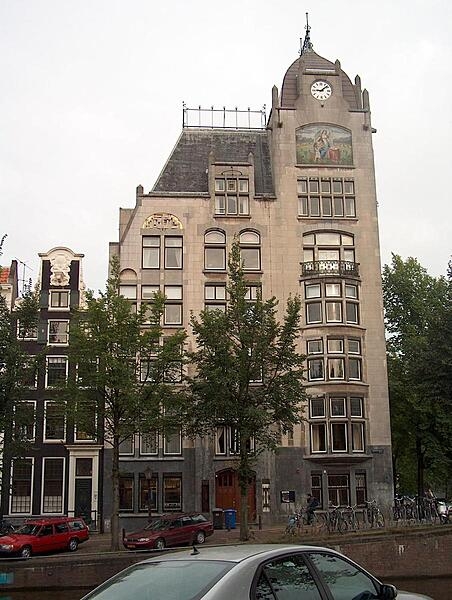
top-left (2, 577), bottom-right (452, 599)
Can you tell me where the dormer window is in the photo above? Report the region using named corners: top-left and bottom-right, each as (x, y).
top-left (215, 176), bottom-right (249, 216)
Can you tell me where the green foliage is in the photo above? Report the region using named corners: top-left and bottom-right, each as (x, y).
top-left (383, 254), bottom-right (452, 495)
top-left (64, 256), bottom-right (187, 549)
top-left (187, 241), bottom-right (306, 538)
top-left (0, 288), bottom-right (40, 454)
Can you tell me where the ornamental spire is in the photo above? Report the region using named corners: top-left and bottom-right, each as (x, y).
top-left (300, 12), bottom-right (313, 55)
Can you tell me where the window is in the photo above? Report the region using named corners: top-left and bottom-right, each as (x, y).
top-left (328, 358), bottom-right (344, 379)
top-left (327, 474), bottom-right (350, 505)
top-left (49, 290), bottom-right (69, 309)
top-left (330, 397), bottom-right (346, 417)
top-left (139, 474), bottom-right (157, 512)
top-left (140, 359), bottom-right (156, 382)
top-left (164, 237), bottom-right (183, 269)
top-left (164, 429), bottom-right (181, 455)
top-left (119, 285), bottom-right (137, 300)
top-left (14, 401), bottom-right (36, 441)
top-left (163, 476), bottom-right (182, 511)
top-left (308, 552), bottom-right (378, 598)
top-left (142, 236), bottom-right (160, 269)
top-left (239, 231), bottom-right (261, 271)
top-left (215, 426), bottom-right (254, 456)
top-left (310, 397), bottom-right (325, 418)
top-left (164, 285), bottom-right (183, 326)
top-left (355, 473), bottom-right (367, 505)
top-left (17, 320), bottom-right (37, 340)
top-left (214, 175), bottom-right (249, 216)
top-left (48, 320), bottom-right (69, 344)
top-left (257, 554), bottom-right (322, 600)
top-left (11, 458), bottom-right (33, 514)
top-left (311, 473), bottom-right (323, 507)
top-left (44, 401), bottom-right (66, 441)
top-left (308, 394), bottom-right (365, 455)
top-left (298, 177), bottom-right (356, 219)
top-left (306, 302), bottom-right (322, 324)
top-left (204, 231), bottom-right (226, 271)
top-left (352, 422), bottom-right (365, 452)
top-left (205, 283), bottom-right (226, 312)
top-left (305, 283), bottom-right (321, 298)
top-left (46, 356), bottom-right (68, 387)
top-left (75, 401), bottom-right (97, 441)
top-left (119, 475), bottom-right (134, 511)
top-left (349, 357), bottom-right (362, 380)
top-left (326, 302), bottom-right (342, 322)
top-left (245, 284), bottom-right (261, 302)
top-left (304, 281), bottom-right (360, 326)
top-left (119, 437), bottom-right (134, 455)
top-left (331, 423), bottom-right (347, 452)
top-left (140, 430), bottom-right (158, 455)
top-left (307, 339), bottom-right (323, 354)
top-left (350, 397), bottom-right (363, 417)
top-left (311, 423), bottom-right (327, 453)
top-left (22, 356), bottom-right (38, 387)
top-left (301, 232), bottom-right (358, 278)
top-left (142, 285), bottom-right (160, 300)
top-left (308, 359), bottom-right (324, 381)
top-left (42, 458), bottom-right (64, 513)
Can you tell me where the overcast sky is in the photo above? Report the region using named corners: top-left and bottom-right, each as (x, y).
top-left (1, 0), bottom-right (451, 293)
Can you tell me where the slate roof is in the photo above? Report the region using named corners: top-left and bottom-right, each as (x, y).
top-left (152, 129), bottom-right (274, 197)
top-left (281, 51), bottom-right (360, 110)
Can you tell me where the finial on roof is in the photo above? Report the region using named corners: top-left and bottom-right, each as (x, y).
top-left (300, 12), bottom-right (313, 55)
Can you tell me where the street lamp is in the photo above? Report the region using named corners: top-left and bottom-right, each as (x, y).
top-left (144, 465), bottom-right (153, 521)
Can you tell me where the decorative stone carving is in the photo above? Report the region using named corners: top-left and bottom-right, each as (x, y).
top-left (50, 252), bottom-right (72, 286)
top-left (143, 213), bottom-right (183, 230)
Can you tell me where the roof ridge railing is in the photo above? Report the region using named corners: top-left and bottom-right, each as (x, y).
top-left (182, 103), bottom-right (266, 130)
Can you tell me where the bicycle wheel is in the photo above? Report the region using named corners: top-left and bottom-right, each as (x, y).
top-left (338, 515), bottom-right (349, 534)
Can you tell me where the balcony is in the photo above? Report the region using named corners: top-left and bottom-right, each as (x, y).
top-left (300, 260), bottom-right (360, 279)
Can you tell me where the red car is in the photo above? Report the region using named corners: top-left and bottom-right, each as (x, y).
top-left (123, 513), bottom-right (213, 550)
top-left (0, 516), bottom-right (89, 558)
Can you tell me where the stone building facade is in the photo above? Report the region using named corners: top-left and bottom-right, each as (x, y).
top-left (108, 39), bottom-right (393, 529)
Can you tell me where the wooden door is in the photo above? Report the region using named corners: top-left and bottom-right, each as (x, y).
top-left (215, 469), bottom-right (256, 521)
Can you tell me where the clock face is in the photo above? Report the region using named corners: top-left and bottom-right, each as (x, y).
top-left (311, 80), bottom-right (332, 101)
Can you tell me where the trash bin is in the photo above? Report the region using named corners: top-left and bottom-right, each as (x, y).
top-left (212, 508), bottom-right (224, 530)
top-left (224, 508), bottom-right (236, 530)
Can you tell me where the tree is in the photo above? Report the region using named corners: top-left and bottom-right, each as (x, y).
top-left (65, 258), bottom-right (187, 550)
top-left (187, 241), bottom-right (306, 541)
top-left (382, 254), bottom-right (452, 496)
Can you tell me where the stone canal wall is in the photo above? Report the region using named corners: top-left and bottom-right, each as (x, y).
top-left (2, 526), bottom-right (452, 592)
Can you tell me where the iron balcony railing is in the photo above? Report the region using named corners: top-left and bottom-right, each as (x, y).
top-left (300, 260), bottom-right (360, 278)
top-left (182, 103), bottom-right (267, 130)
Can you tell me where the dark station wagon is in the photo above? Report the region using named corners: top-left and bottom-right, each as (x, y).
top-left (123, 512), bottom-right (214, 550)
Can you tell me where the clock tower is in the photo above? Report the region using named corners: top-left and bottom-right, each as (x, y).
top-left (267, 23), bottom-right (393, 506)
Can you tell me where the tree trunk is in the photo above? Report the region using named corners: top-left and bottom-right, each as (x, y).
top-left (110, 435), bottom-right (120, 551)
top-left (416, 436), bottom-right (425, 499)
top-left (238, 438), bottom-right (250, 541)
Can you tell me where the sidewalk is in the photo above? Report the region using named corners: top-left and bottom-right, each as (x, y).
top-left (78, 525), bottom-right (284, 554)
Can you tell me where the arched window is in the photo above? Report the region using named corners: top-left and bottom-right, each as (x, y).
top-left (204, 230), bottom-right (226, 271)
top-left (239, 231), bottom-right (261, 271)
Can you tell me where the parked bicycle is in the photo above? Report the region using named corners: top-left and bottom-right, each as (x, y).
top-left (364, 499), bottom-right (385, 528)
